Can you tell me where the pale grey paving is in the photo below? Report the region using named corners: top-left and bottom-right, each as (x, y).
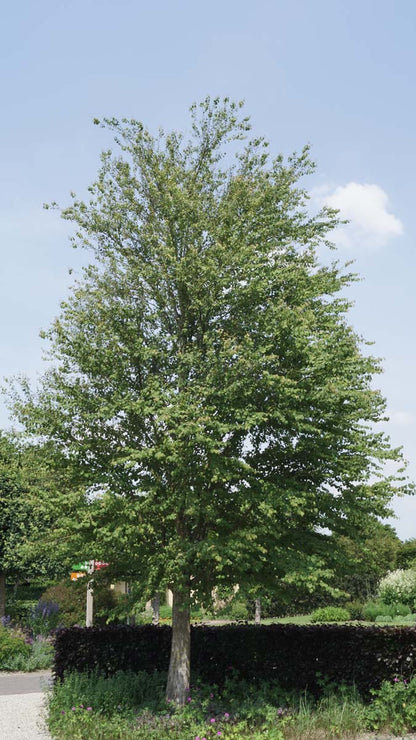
top-left (0, 672), bottom-right (52, 739)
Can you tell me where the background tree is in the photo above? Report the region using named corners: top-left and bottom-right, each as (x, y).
top-left (335, 522), bottom-right (401, 602)
top-left (397, 538), bottom-right (416, 570)
top-left (8, 98), bottom-right (410, 703)
top-left (0, 434), bottom-right (70, 616)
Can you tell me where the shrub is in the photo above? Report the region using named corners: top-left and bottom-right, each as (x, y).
top-left (2, 635), bottom-right (53, 671)
top-left (366, 675), bottom-right (416, 733)
top-left (363, 601), bottom-right (390, 622)
top-left (40, 579), bottom-right (118, 627)
top-left (27, 600), bottom-right (60, 636)
top-left (378, 569), bottom-right (416, 607)
top-left (54, 623), bottom-right (416, 698)
top-left (310, 606), bottom-right (351, 623)
top-left (344, 600), bottom-right (364, 621)
top-left (0, 624), bottom-right (31, 667)
top-left (229, 600), bottom-right (249, 620)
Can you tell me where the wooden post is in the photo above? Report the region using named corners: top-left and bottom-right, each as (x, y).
top-left (86, 560), bottom-right (94, 627)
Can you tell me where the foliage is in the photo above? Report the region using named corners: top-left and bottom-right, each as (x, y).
top-left (396, 537), bottom-right (416, 569)
top-left (48, 669), bottom-right (370, 740)
top-left (8, 97), bottom-right (411, 702)
top-left (216, 599), bottom-right (249, 621)
top-left (343, 600), bottom-right (364, 620)
top-left (54, 623), bottom-right (416, 698)
top-left (0, 634), bottom-right (53, 670)
top-left (0, 437), bottom-right (74, 580)
top-left (26, 599), bottom-right (60, 636)
top-left (0, 623), bottom-right (31, 665)
top-left (378, 568), bottom-right (416, 607)
top-left (335, 522), bottom-right (401, 601)
top-left (362, 599), bottom-right (411, 622)
top-left (40, 579), bottom-right (119, 627)
top-left (309, 606), bottom-right (350, 623)
top-left (366, 675), bottom-right (416, 734)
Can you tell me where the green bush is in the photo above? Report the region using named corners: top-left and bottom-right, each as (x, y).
top-left (40, 579), bottom-right (118, 627)
top-left (310, 606), bottom-right (351, 623)
top-left (378, 569), bottom-right (416, 607)
top-left (216, 599), bottom-right (249, 621)
top-left (366, 675), bottom-right (416, 734)
top-left (0, 625), bottom-right (31, 666)
top-left (363, 600), bottom-right (411, 622)
top-left (1, 636), bottom-right (53, 671)
top-left (344, 600), bottom-right (364, 620)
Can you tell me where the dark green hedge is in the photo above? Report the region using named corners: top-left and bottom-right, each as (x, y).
top-left (54, 623), bottom-right (416, 696)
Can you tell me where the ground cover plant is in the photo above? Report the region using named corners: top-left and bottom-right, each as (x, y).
top-left (48, 669), bottom-right (416, 739)
top-left (47, 670), bottom-right (369, 740)
top-left (0, 621), bottom-right (53, 670)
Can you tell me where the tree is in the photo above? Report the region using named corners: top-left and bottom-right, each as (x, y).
top-left (335, 522), bottom-right (401, 601)
top-left (0, 434), bottom-right (69, 616)
top-left (8, 98), bottom-right (409, 703)
top-left (397, 538), bottom-right (416, 570)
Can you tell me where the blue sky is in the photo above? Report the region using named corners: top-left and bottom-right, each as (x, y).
top-left (1, 0), bottom-right (416, 538)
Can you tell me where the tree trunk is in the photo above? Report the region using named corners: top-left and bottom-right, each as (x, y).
top-left (151, 593), bottom-right (160, 625)
top-left (166, 588), bottom-right (190, 705)
top-left (0, 573), bottom-right (5, 618)
top-left (254, 597), bottom-right (261, 625)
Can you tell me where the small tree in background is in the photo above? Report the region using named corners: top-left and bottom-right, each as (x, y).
top-left (8, 98), bottom-right (410, 703)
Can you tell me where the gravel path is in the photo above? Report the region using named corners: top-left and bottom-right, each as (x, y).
top-left (0, 672), bottom-right (52, 739)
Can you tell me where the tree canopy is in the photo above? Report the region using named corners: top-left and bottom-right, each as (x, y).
top-left (8, 97), bottom-right (410, 702)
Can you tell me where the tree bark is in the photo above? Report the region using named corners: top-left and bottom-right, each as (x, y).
top-left (0, 573), bottom-right (5, 618)
top-left (166, 588), bottom-right (190, 705)
top-left (151, 593), bottom-right (160, 625)
top-left (254, 597), bottom-right (261, 625)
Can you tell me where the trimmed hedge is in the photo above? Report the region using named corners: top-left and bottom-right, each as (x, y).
top-left (54, 623), bottom-right (416, 697)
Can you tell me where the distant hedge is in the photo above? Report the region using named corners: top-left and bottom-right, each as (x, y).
top-left (54, 623), bottom-right (416, 697)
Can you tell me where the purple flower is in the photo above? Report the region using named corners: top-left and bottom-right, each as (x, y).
top-left (187, 697), bottom-right (192, 702)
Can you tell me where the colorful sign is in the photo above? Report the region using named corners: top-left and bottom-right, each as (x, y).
top-left (71, 562), bottom-right (89, 572)
top-left (95, 561), bottom-right (109, 571)
top-left (70, 571), bottom-right (86, 581)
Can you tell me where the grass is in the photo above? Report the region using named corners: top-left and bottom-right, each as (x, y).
top-left (46, 670), bottom-right (390, 740)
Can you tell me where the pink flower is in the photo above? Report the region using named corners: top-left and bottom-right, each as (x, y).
top-left (86, 707), bottom-right (92, 711)
top-left (217, 733), bottom-right (222, 737)
top-left (71, 707), bottom-right (76, 711)
top-left (210, 718), bottom-right (216, 723)
top-left (187, 697), bottom-right (192, 702)
top-left (224, 712), bottom-right (230, 719)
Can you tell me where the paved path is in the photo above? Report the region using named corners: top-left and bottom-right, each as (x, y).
top-left (0, 672), bottom-right (52, 739)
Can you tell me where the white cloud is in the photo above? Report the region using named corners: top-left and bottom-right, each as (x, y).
top-left (315, 182), bottom-right (404, 249)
